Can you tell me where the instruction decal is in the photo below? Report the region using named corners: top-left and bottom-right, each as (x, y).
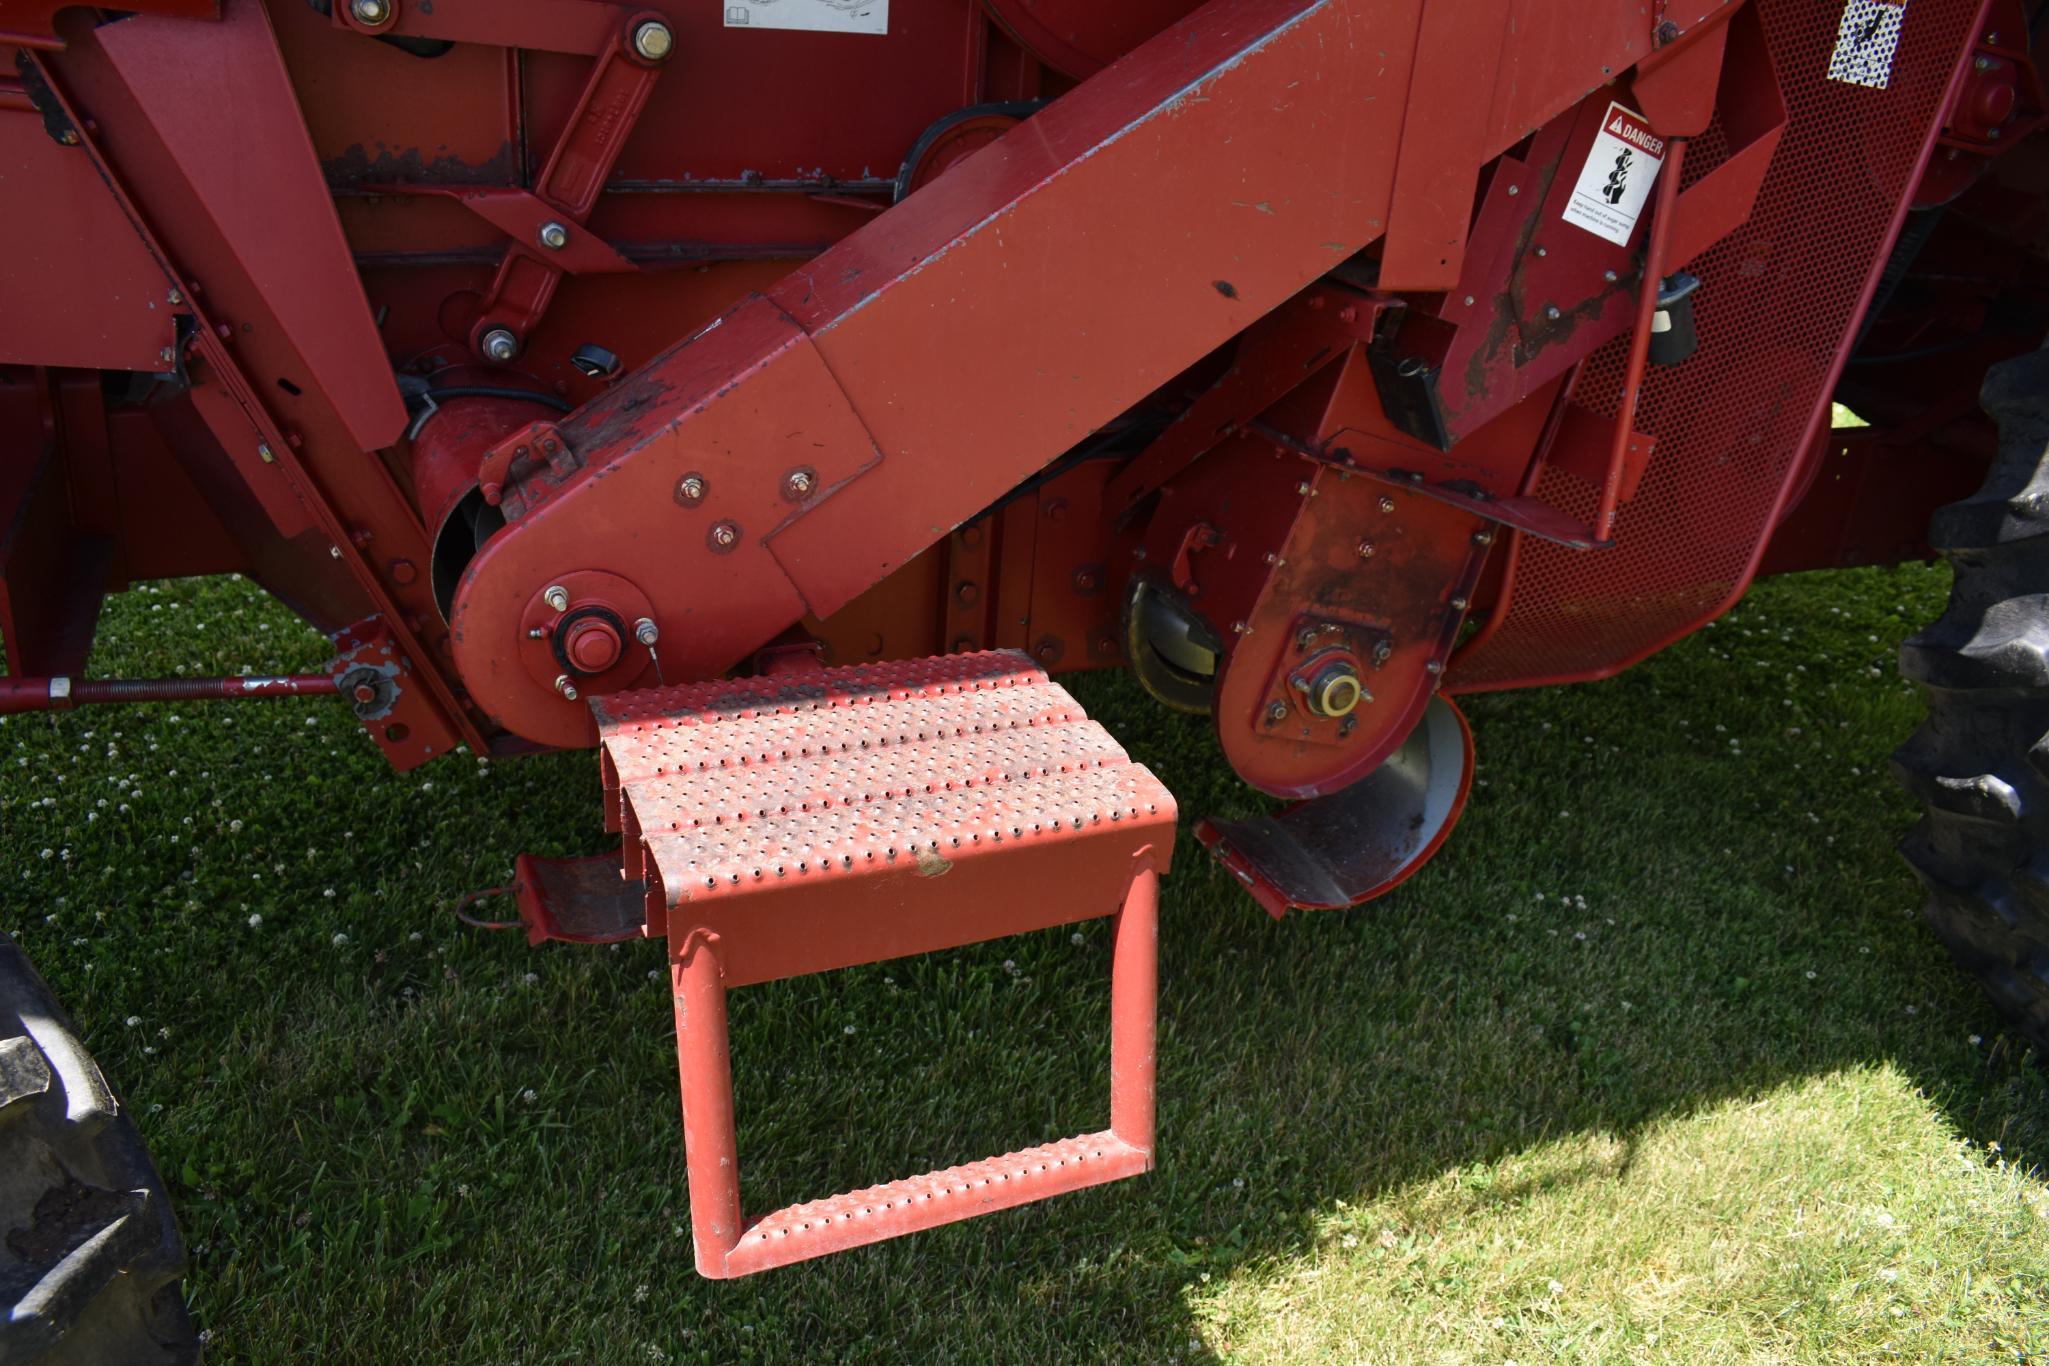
top-left (1826, 0), bottom-right (1905, 88)
top-left (1561, 102), bottom-right (1667, 247)
top-left (724, 0), bottom-right (888, 34)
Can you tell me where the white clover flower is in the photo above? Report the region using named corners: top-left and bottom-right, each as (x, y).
top-left (331, 932), bottom-right (348, 946)
top-left (248, 914), bottom-right (263, 929)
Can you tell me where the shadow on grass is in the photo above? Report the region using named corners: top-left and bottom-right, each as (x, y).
top-left (7, 563), bottom-right (2047, 1359)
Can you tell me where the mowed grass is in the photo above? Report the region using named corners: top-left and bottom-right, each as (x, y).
top-left (5, 561), bottom-right (2049, 1363)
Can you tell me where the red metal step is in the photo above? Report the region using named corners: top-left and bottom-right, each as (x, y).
top-left (594, 649), bottom-right (1176, 1277)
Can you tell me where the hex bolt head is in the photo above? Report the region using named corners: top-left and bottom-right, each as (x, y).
top-left (784, 469), bottom-right (815, 498)
top-left (554, 674), bottom-right (580, 702)
top-left (543, 584), bottom-right (569, 612)
top-left (1378, 495), bottom-right (1397, 514)
top-left (1544, 305), bottom-right (1563, 321)
top-left (1473, 530), bottom-right (1496, 546)
top-left (538, 221), bottom-right (570, 251)
top-left (1265, 701), bottom-right (1289, 724)
top-left (1604, 269), bottom-right (1620, 283)
top-left (350, 0), bottom-right (391, 23)
top-left (480, 327), bottom-right (519, 362)
top-left (1425, 659), bottom-right (1445, 676)
top-left (711, 522), bottom-right (739, 548)
top-left (677, 474), bottom-right (706, 503)
top-left (632, 19), bottom-right (674, 60)
top-left (1451, 596), bottom-right (1470, 611)
top-left (1355, 539), bottom-right (1376, 559)
top-left (634, 617), bottom-right (660, 647)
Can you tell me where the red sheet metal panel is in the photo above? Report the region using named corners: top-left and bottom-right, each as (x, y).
top-left (0, 110), bottom-right (175, 370)
top-left (1451, 0), bottom-right (1983, 691)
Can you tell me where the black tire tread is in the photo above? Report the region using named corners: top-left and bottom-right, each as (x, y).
top-left (0, 932), bottom-right (196, 1366)
top-left (1896, 348), bottom-right (2049, 1055)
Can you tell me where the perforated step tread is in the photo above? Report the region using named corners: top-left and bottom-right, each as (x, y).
top-left (596, 651), bottom-right (1175, 908)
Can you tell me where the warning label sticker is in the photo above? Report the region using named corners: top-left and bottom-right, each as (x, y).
top-left (1826, 0), bottom-right (1906, 88)
top-left (724, 0), bottom-right (888, 34)
top-left (1560, 102), bottom-right (1668, 247)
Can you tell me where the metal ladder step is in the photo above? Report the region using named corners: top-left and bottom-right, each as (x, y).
top-left (594, 649), bottom-right (1177, 1278)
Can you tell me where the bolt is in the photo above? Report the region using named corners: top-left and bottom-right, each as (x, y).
top-left (1473, 530), bottom-right (1495, 547)
top-left (554, 674), bottom-right (580, 702)
top-left (1232, 621), bottom-right (1250, 636)
top-left (1990, 126), bottom-right (2003, 140)
top-left (543, 584), bottom-right (569, 611)
top-left (480, 327), bottom-right (519, 362)
top-left (1976, 55), bottom-right (1994, 71)
top-left (1356, 539), bottom-right (1375, 559)
top-left (1451, 596), bottom-right (1469, 611)
top-left (1265, 701), bottom-right (1289, 724)
top-left (167, 287), bottom-right (183, 305)
top-left (527, 628), bottom-right (546, 640)
top-left (1425, 659), bottom-right (1444, 676)
top-left (257, 444), bottom-right (275, 464)
top-left (538, 221), bottom-right (570, 251)
top-left (711, 522), bottom-right (738, 548)
top-left (1534, 245), bottom-right (1547, 257)
top-left (1507, 183), bottom-right (1520, 196)
top-left (1544, 305), bottom-right (1563, 321)
top-left (329, 545), bottom-right (342, 559)
top-left (1296, 481), bottom-right (1312, 495)
top-left (632, 19), bottom-right (674, 60)
top-left (1462, 294), bottom-right (1475, 306)
top-left (635, 618), bottom-right (659, 647)
top-left (353, 683), bottom-right (377, 704)
top-left (1297, 628), bottom-right (1317, 651)
top-left (350, 0), bottom-right (390, 23)
top-left (677, 474), bottom-right (706, 502)
top-left (1378, 496), bottom-right (1396, 514)
top-left (159, 347), bottom-right (175, 366)
top-left (1604, 269), bottom-right (1619, 283)
top-left (1988, 31), bottom-right (2002, 44)
top-left (784, 469), bottom-right (815, 498)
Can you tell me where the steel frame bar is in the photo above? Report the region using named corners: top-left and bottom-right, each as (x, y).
top-left (1597, 139), bottom-right (1688, 544)
top-left (673, 867), bottom-right (1159, 1279)
top-left (0, 673), bottom-right (340, 716)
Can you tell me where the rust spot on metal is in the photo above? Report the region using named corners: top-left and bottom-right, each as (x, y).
top-left (323, 140), bottom-right (518, 191)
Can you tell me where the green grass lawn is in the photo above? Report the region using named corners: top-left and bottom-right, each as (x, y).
top-left (6, 561), bottom-right (2049, 1363)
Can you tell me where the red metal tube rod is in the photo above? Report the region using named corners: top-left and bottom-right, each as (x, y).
top-left (1597, 137), bottom-right (1688, 545)
top-left (0, 673), bottom-right (342, 716)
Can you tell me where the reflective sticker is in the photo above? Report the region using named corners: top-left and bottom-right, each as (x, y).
top-left (1827, 0), bottom-right (1906, 89)
top-left (723, 0), bottom-right (888, 34)
top-left (1561, 102), bottom-right (1668, 247)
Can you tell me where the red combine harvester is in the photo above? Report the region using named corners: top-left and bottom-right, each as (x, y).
top-left (4, 0), bottom-right (2049, 1351)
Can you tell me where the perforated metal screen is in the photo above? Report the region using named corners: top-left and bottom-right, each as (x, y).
top-left (1450, 0), bottom-right (1978, 691)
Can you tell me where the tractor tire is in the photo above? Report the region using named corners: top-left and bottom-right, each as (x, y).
top-left (0, 931), bottom-right (196, 1365)
top-left (1896, 347), bottom-right (2049, 1055)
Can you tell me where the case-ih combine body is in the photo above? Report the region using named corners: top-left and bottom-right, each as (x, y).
top-left (3, 0), bottom-right (2048, 1349)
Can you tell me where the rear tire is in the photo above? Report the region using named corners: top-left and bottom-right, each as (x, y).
top-left (0, 931), bottom-right (196, 1365)
top-left (1895, 348), bottom-right (2049, 1054)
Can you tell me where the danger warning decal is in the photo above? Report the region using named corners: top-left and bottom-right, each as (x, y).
top-left (1826, 0), bottom-right (1906, 89)
top-left (1561, 103), bottom-right (1668, 247)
